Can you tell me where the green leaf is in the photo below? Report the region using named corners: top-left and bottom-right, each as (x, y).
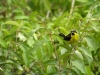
top-left (6, 60), bottom-right (14, 64)
top-left (72, 67), bottom-right (84, 75)
top-left (91, 24), bottom-right (100, 32)
top-left (84, 55), bottom-right (93, 65)
top-left (44, 59), bottom-right (57, 65)
top-left (2, 29), bottom-right (10, 35)
top-left (15, 15), bottom-right (29, 20)
top-left (0, 39), bottom-right (7, 48)
top-left (19, 44), bottom-right (31, 67)
top-left (31, 39), bottom-right (46, 52)
top-left (85, 66), bottom-right (93, 75)
top-left (31, 26), bottom-right (44, 34)
top-left (7, 0), bottom-right (12, 5)
top-left (73, 50), bottom-right (83, 61)
top-left (84, 35), bottom-right (95, 50)
top-left (43, 36), bottom-right (53, 57)
top-left (72, 60), bottom-right (86, 73)
top-left (64, 68), bottom-right (79, 75)
top-left (36, 47), bottom-right (43, 60)
top-left (46, 65), bottom-right (56, 74)
top-left (46, 41), bottom-right (53, 57)
top-left (5, 21), bottom-right (20, 27)
top-left (16, 64), bottom-right (23, 71)
top-left (58, 27), bottom-right (68, 35)
top-left (17, 32), bottom-right (26, 41)
top-left (78, 46), bottom-right (93, 59)
top-left (59, 52), bottom-right (70, 60)
top-left (76, 0), bottom-right (89, 2)
top-left (56, 36), bottom-right (64, 44)
top-left (42, 0), bottom-right (51, 11)
top-left (27, 37), bottom-right (35, 47)
top-left (54, 12), bottom-right (68, 25)
top-left (9, 26), bottom-right (19, 34)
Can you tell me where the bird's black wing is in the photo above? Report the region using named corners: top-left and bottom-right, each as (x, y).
top-left (59, 33), bottom-right (65, 37)
top-left (64, 33), bottom-right (71, 41)
top-left (59, 33), bottom-right (71, 41)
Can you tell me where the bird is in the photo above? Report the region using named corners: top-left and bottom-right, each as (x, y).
top-left (59, 30), bottom-right (79, 43)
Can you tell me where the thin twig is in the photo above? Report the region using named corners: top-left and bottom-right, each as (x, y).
top-left (46, 10), bottom-right (51, 19)
top-left (70, 0), bottom-right (75, 15)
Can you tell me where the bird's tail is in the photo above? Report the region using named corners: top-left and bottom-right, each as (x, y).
top-left (59, 33), bottom-right (65, 37)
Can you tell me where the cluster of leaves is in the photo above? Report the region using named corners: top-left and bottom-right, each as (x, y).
top-left (0, 0), bottom-right (100, 75)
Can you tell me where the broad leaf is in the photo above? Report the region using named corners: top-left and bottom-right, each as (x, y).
top-left (72, 60), bottom-right (86, 73)
top-left (5, 21), bottom-right (20, 27)
top-left (19, 44), bottom-right (31, 67)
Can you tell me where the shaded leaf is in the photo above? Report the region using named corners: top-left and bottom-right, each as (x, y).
top-left (19, 44), bottom-right (31, 67)
top-left (42, 0), bottom-right (51, 11)
top-left (72, 60), bottom-right (86, 73)
top-left (36, 47), bottom-right (43, 60)
top-left (44, 59), bottom-right (57, 65)
top-left (0, 39), bottom-right (7, 48)
top-left (43, 36), bottom-right (53, 57)
top-left (72, 67), bottom-right (84, 75)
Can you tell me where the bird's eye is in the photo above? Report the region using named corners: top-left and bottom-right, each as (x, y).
top-left (72, 33), bottom-right (74, 35)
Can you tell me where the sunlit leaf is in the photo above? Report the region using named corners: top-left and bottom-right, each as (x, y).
top-left (15, 16), bottom-right (29, 20)
top-left (85, 66), bottom-right (93, 75)
top-left (58, 27), bottom-right (68, 34)
top-left (46, 65), bottom-right (56, 74)
top-left (91, 25), bottom-right (99, 32)
top-left (76, 0), bottom-right (89, 2)
top-left (73, 50), bottom-right (83, 61)
top-left (59, 52), bottom-right (70, 60)
top-left (6, 60), bottom-right (14, 64)
top-left (5, 21), bottom-right (20, 27)
top-left (17, 32), bottom-right (26, 41)
top-left (27, 37), bottom-right (35, 47)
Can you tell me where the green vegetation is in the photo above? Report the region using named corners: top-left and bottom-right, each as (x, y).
top-left (0, 0), bottom-right (100, 75)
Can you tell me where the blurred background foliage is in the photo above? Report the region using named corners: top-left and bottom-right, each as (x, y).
top-left (0, 0), bottom-right (100, 75)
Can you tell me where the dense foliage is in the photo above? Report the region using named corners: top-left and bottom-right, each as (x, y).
top-left (0, 0), bottom-right (100, 75)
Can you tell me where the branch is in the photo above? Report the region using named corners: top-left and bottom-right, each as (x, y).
top-left (70, 0), bottom-right (75, 14)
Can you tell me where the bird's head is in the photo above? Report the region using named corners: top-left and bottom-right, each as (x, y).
top-left (71, 30), bottom-right (77, 35)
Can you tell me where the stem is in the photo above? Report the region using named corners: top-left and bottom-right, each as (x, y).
top-left (70, 0), bottom-right (75, 15)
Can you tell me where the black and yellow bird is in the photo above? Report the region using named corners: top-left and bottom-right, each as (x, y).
top-left (59, 30), bottom-right (79, 43)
